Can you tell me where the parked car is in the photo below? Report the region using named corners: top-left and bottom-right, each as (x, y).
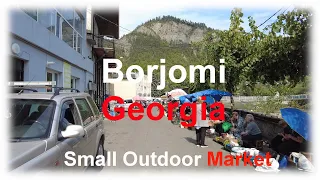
top-left (146, 100), bottom-right (153, 106)
top-left (8, 87), bottom-right (105, 172)
top-left (135, 100), bottom-right (147, 108)
top-left (115, 99), bottom-right (133, 112)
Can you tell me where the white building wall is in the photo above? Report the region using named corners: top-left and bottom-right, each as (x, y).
top-left (112, 80), bottom-right (137, 100)
top-left (111, 73), bottom-right (152, 100)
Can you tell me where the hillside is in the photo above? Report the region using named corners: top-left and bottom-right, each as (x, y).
top-left (113, 16), bottom-right (213, 95)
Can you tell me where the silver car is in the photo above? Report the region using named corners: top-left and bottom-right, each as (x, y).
top-left (8, 88), bottom-right (105, 172)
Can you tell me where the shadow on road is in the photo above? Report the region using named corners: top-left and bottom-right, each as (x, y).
top-left (184, 137), bottom-right (197, 145)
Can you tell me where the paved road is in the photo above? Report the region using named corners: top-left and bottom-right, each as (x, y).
top-left (91, 110), bottom-right (255, 173)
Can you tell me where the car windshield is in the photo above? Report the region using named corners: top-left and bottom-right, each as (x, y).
top-left (9, 99), bottom-right (56, 141)
top-left (125, 99), bottom-right (133, 103)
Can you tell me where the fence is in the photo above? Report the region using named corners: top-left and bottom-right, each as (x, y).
top-left (221, 94), bottom-right (309, 102)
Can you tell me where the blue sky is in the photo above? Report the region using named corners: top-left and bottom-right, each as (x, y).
top-left (119, 7), bottom-right (294, 37)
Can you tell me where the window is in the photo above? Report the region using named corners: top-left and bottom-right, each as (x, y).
top-left (57, 8), bottom-right (74, 25)
top-left (74, 11), bottom-right (83, 35)
top-left (87, 96), bottom-right (100, 116)
top-left (71, 78), bottom-right (77, 89)
top-left (10, 99), bottom-right (56, 140)
top-left (61, 18), bottom-right (74, 48)
top-left (73, 32), bottom-right (82, 53)
top-left (76, 35), bottom-right (82, 53)
top-left (75, 99), bottom-right (94, 126)
top-left (56, 14), bottom-right (62, 38)
top-left (21, 8), bottom-right (83, 54)
top-left (38, 9), bottom-right (56, 34)
top-left (59, 101), bottom-right (79, 130)
top-left (22, 9), bottom-right (37, 20)
top-left (55, 9), bottom-right (83, 54)
top-left (124, 99), bottom-right (133, 103)
top-left (47, 71), bottom-right (59, 92)
top-left (10, 58), bottom-right (24, 82)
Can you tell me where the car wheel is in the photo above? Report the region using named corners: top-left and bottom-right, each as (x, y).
top-left (96, 139), bottom-right (104, 159)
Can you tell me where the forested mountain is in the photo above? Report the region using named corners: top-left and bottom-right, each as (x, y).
top-left (111, 9), bottom-right (310, 98)
top-left (113, 15), bottom-right (214, 95)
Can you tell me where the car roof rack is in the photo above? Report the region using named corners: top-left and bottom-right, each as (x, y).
top-left (51, 87), bottom-right (80, 99)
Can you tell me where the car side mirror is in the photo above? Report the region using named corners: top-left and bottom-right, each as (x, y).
top-left (61, 125), bottom-right (85, 139)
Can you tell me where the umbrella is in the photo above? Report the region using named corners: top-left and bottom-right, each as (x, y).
top-left (180, 89), bottom-right (232, 103)
top-left (133, 95), bottom-right (145, 101)
top-left (179, 96), bottom-right (191, 104)
top-left (280, 108), bottom-right (310, 141)
top-left (168, 89), bottom-right (188, 100)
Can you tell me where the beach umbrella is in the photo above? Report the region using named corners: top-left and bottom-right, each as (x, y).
top-left (280, 108), bottom-right (310, 141)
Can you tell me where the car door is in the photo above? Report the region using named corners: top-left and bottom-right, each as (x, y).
top-left (74, 98), bottom-right (97, 159)
top-left (56, 99), bottom-right (87, 170)
top-left (86, 96), bottom-right (104, 148)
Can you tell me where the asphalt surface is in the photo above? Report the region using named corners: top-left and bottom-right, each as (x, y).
top-left (92, 109), bottom-right (256, 173)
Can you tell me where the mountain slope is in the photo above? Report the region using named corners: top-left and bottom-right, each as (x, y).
top-left (113, 16), bottom-right (213, 94)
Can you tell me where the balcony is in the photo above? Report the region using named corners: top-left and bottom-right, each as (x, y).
top-left (89, 34), bottom-right (117, 68)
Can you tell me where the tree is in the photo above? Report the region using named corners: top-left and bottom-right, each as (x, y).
top-left (244, 8), bottom-right (311, 85)
top-left (192, 8), bottom-right (250, 95)
top-left (193, 8), bottom-right (310, 97)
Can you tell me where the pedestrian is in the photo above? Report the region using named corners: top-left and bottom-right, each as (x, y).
top-left (194, 96), bottom-right (210, 148)
top-left (230, 111), bottom-right (245, 138)
top-left (241, 114), bottom-right (262, 147)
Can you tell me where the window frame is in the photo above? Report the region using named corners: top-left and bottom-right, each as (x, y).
top-left (55, 9), bottom-right (84, 54)
top-left (21, 8), bottom-right (84, 54)
top-left (59, 99), bottom-right (82, 125)
top-left (57, 98), bottom-right (82, 140)
top-left (71, 77), bottom-right (78, 89)
top-left (21, 8), bottom-right (38, 21)
top-left (74, 98), bottom-right (95, 127)
top-left (86, 96), bottom-right (100, 118)
top-left (46, 70), bottom-right (59, 92)
top-left (21, 7), bottom-right (84, 54)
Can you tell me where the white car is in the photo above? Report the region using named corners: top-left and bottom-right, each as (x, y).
top-left (115, 99), bottom-right (133, 112)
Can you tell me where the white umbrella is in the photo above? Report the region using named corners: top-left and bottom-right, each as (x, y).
top-left (167, 89), bottom-right (187, 100)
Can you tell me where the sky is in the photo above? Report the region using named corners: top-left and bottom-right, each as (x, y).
top-left (119, 6), bottom-right (294, 38)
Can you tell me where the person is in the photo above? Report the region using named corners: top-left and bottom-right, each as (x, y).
top-left (194, 97), bottom-right (210, 148)
top-left (270, 120), bottom-right (292, 151)
top-left (241, 114), bottom-right (262, 146)
top-left (272, 120), bottom-right (304, 156)
top-left (230, 111), bottom-right (245, 137)
top-left (211, 111), bottom-right (232, 136)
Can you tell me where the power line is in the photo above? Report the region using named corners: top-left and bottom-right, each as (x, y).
top-left (257, 7), bottom-right (284, 28)
top-left (261, 5), bottom-right (292, 31)
top-left (87, 9), bottom-right (206, 50)
top-left (90, 7), bottom-right (289, 52)
top-left (96, 13), bottom-right (133, 33)
top-left (87, 8), bottom-right (133, 33)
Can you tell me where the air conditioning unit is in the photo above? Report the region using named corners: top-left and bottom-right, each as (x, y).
top-left (88, 82), bottom-right (97, 91)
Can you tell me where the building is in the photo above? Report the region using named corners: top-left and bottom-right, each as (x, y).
top-left (10, 8), bottom-right (93, 93)
top-left (9, 7), bottom-right (119, 108)
top-left (108, 76), bottom-right (137, 100)
top-left (136, 74), bottom-right (152, 99)
top-left (86, 6), bottom-right (119, 107)
top-left (109, 73), bottom-right (152, 100)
